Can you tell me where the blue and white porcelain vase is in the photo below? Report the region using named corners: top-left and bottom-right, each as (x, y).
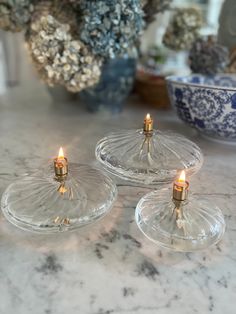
top-left (79, 58), bottom-right (136, 113)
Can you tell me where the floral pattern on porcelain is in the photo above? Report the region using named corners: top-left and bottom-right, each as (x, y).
top-left (166, 74), bottom-right (236, 140)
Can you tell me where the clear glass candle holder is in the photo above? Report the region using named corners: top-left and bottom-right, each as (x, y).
top-left (96, 129), bottom-right (203, 185)
top-left (1, 163), bottom-right (117, 233)
top-left (135, 187), bottom-right (225, 252)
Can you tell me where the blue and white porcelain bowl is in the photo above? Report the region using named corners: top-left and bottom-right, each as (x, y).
top-left (166, 74), bottom-right (236, 142)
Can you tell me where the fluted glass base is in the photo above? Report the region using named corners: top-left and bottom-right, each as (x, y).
top-left (96, 129), bottom-right (203, 185)
top-left (135, 188), bottom-right (225, 252)
top-left (1, 163), bottom-right (117, 233)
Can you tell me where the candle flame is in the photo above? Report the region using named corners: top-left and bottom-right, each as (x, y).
top-left (58, 147), bottom-right (64, 159)
top-left (178, 170), bottom-right (186, 183)
top-left (146, 113), bottom-right (151, 120)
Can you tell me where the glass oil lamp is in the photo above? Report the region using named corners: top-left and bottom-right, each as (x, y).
top-left (135, 171), bottom-right (225, 252)
top-left (1, 147), bottom-right (117, 233)
top-left (95, 114), bottom-right (203, 185)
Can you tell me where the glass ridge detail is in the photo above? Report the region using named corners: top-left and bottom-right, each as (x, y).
top-left (135, 187), bottom-right (225, 252)
top-left (96, 129), bottom-right (203, 185)
top-left (1, 163), bottom-right (117, 233)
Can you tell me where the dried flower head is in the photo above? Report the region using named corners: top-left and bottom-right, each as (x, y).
top-left (0, 0), bottom-right (34, 32)
top-left (31, 0), bottom-right (78, 33)
top-left (79, 0), bottom-right (144, 59)
top-left (142, 0), bottom-right (173, 25)
top-left (163, 7), bottom-right (202, 51)
top-left (189, 36), bottom-right (229, 75)
top-left (27, 15), bottom-right (102, 92)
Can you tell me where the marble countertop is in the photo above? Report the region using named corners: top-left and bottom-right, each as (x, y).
top-left (0, 78), bottom-right (236, 314)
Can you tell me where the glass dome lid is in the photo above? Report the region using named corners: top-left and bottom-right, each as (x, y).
top-left (95, 114), bottom-right (203, 185)
top-left (1, 148), bottom-right (117, 233)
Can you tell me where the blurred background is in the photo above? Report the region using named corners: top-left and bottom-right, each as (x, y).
top-left (142, 0), bottom-right (224, 50)
top-left (0, 0), bottom-right (223, 90)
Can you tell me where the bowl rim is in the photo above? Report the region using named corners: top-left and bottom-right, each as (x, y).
top-left (166, 73), bottom-right (236, 92)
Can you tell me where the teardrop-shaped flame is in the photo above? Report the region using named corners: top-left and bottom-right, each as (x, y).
top-left (178, 170), bottom-right (186, 183)
top-left (58, 147), bottom-right (64, 159)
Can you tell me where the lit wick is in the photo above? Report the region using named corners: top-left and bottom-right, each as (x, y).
top-left (53, 148), bottom-right (72, 223)
top-left (141, 113), bottom-right (154, 157)
top-left (143, 113), bottom-right (153, 134)
top-left (172, 170), bottom-right (189, 230)
top-left (54, 147), bottom-right (68, 179)
top-left (173, 170), bottom-right (189, 203)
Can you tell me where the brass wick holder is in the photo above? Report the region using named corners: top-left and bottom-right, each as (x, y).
top-left (53, 157), bottom-right (72, 224)
top-left (54, 157), bottom-right (68, 179)
top-left (173, 181), bottom-right (189, 203)
top-left (141, 118), bottom-right (154, 154)
top-left (172, 181), bottom-right (189, 225)
top-left (53, 157), bottom-right (72, 197)
top-left (143, 117), bottom-right (153, 135)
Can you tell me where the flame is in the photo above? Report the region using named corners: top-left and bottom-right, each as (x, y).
top-left (146, 113), bottom-right (151, 120)
top-left (58, 147), bottom-right (65, 159)
top-left (178, 170), bottom-right (186, 183)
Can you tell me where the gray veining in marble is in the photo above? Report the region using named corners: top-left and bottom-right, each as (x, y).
top-left (0, 71), bottom-right (236, 314)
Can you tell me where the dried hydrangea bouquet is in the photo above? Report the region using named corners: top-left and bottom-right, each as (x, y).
top-left (161, 7), bottom-right (229, 75)
top-left (0, 0), bottom-right (170, 110)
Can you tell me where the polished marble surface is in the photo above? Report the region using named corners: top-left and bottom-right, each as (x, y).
top-left (0, 78), bottom-right (236, 314)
